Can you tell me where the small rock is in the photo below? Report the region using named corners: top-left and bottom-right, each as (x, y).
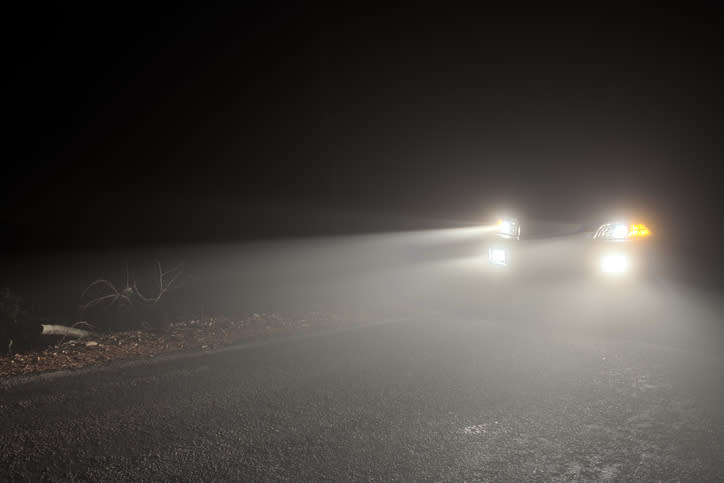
top-left (85, 341), bottom-right (99, 347)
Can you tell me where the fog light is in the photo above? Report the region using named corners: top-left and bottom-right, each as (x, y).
top-left (489, 247), bottom-right (507, 266)
top-left (600, 253), bottom-right (628, 274)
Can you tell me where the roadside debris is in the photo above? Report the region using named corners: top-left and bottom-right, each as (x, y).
top-left (1, 312), bottom-right (359, 378)
top-left (40, 324), bottom-right (92, 338)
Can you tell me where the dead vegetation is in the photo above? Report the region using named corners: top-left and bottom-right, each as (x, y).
top-left (78, 261), bottom-right (186, 331)
top-left (0, 312), bottom-right (358, 378)
top-left (2, 259), bottom-right (368, 379)
top-left (79, 261), bottom-right (184, 312)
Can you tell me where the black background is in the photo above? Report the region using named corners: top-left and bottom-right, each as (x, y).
top-left (4, 6), bottom-right (723, 253)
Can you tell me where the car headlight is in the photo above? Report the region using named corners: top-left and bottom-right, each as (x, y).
top-left (488, 247), bottom-right (507, 266)
top-left (612, 224), bottom-right (628, 239)
top-left (600, 253), bottom-right (628, 274)
top-left (496, 217), bottom-right (520, 240)
top-left (594, 222), bottom-right (651, 241)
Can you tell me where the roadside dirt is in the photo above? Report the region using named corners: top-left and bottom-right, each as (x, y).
top-left (0, 312), bottom-right (359, 378)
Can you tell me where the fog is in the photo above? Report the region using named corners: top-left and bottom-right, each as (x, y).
top-left (4, 220), bottom-right (724, 478)
top-left (6, 221), bottom-right (720, 358)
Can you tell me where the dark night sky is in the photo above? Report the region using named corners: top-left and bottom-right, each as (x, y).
top-left (4, 6), bottom-right (723, 250)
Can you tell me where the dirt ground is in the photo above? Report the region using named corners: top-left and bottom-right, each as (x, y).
top-left (0, 312), bottom-right (358, 379)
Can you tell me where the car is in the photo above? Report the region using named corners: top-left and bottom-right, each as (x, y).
top-left (495, 217), bottom-right (521, 241)
top-left (590, 221), bottom-right (653, 277)
top-left (488, 216), bottom-right (520, 267)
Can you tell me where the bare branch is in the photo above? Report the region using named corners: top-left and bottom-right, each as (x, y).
top-left (41, 324), bottom-right (91, 338)
top-left (157, 260), bottom-right (163, 292)
top-left (79, 261), bottom-right (185, 323)
top-left (132, 280), bottom-right (157, 303)
top-left (72, 321), bottom-right (96, 331)
top-left (80, 279), bottom-right (120, 300)
top-left (132, 261), bottom-right (184, 304)
top-left (79, 279), bottom-right (131, 312)
top-left (163, 263), bottom-right (184, 288)
top-left (79, 293), bottom-right (120, 311)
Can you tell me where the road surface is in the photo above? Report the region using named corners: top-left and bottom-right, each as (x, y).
top-left (2, 230), bottom-right (723, 480)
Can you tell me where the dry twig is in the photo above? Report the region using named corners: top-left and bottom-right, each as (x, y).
top-left (79, 261), bottom-right (184, 313)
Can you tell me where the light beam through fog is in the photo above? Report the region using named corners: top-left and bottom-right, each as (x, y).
top-left (159, 222), bottom-right (723, 358)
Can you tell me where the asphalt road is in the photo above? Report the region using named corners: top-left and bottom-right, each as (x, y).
top-left (2, 230), bottom-right (724, 480)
